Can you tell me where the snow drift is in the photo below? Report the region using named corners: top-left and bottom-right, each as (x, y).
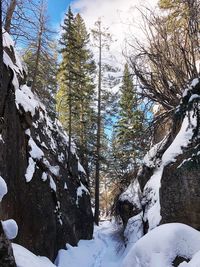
top-left (122, 223), bottom-right (200, 267)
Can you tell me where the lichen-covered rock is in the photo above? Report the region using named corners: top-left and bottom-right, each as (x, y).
top-left (0, 31), bottom-right (93, 260)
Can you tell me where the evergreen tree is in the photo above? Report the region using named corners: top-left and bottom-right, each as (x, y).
top-left (91, 19), bottom-right (120, 225)
top-left (114, 63), bottom-right (145, 173)
top-left (57, 6), bottom-right (76, 159)
top-left (57, 8), bottom-right (96, 175)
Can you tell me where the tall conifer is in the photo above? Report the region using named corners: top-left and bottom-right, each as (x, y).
top-left (57, 8), bottom-right (96, 174)
top-left (114, 63), bottom-right (145, 172)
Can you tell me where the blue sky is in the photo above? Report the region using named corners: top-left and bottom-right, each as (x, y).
top-left (47, 0), bottom-right (71, 25)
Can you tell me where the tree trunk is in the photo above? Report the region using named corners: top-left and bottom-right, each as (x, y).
top-left (4, 0), bottom-right (17, 33)
top-left (31, 7), bottom-right (44, 93)
top-left (68, 78), bottom-right (72, 166)
top-left (94, 20), bottom-right (102, 226)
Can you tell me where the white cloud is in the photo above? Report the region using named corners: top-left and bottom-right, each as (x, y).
top-left (72, 0), bottom-right (158, 66)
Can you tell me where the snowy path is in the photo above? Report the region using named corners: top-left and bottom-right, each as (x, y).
top-left (55, 221), bottom-right (126, 267)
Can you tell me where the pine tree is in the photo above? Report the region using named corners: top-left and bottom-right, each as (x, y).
top-left (57, 9), bottom-right (96, 174)
top-left (91, 19), bottom-right (120, 225)
top-left (114, 63), bottom-right (145, 173)
top-left (57, 6), bottom-right (76, 160)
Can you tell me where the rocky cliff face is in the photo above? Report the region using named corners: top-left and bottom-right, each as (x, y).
top-left (0, 32), bottom-right (93, 261)
top-left (117, 77), bottom-right (200, 244)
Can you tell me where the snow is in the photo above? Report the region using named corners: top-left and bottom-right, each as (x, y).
top-left (43, 158), bottom-right (60, 176)
top-left (76, 182), bottom-right (89, 205)
top-left (78, 161), bottom-right (86, 174)
top-left (189, 94), bottom-right (200, 102)
top-left (119, 179), bottom-right (141, 209)
top-left (143, 111), bottom-right (197, 230)
top-left (25, 158), bottom-right (36, 182)
top-left (143, 169), bottom-right (163, 229)
top-left (2, 219), bottom-right (18, 240)
top-left (2, 31), bottom-right (24, 89)
top-left (13, 243), bottom-right (56, 267)
top-left (15, 85), bottom-right (39, 117)
top-left (64, 182), bottom-right (68, 190)
top-left (3, 51), bottom-right (19, 88)
top-left (124, 212), bottom-right (143, 250)
top-left (161, 113), bottom-right (196, 166)
top-left (41, 142), bottom-right (48, 149)
top-left (180, 251), bottom-right (200, 267)
top-left (55, 221), bottom-right (124, 267)
top-left (143, 137), bottom-right (167, 168)
top-left (122, 223), bottom-right (200, 267)
top-left (0, 175), bottom-right (8, 201)
top-left (9, 221), bottom-right (200, 267)
top-left (28, 137), bottom-right (44, 160)
top-left (50, 176), bottom-right (57, 192)
top-left (152, 103), bottom-right (160, 114)
top-left (183, 88), bottom-right (190, 97)
top-left (41, 172), bottom-right (48, 182)
top-left (196, 60), bottom-right (200, 73)
top-left (58, 153), bottom-right (65, 163)
top-left (0, 133), bottom-right (4, 143)
top-left (3, 30), bottom-right (14, 48)
top-left (191, 78), bottom-right (199, 88)
top-left (182, 78), bottom-right (199, 98)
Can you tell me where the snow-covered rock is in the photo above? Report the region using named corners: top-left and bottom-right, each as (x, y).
top-left (118, 77), bottom-right (200, 261)
top-left (13, 244), bottom-right (56, 267)
top-left (122, 223), bottom-right (200, 267)
top-left (2, 219), bottom-right (18, 240)
top-left (0, 175), bottom-right (8, 201)
top-left (124, 212), bottom-right (143, 250)
top-left (0, 29), bottom-right (93, 261)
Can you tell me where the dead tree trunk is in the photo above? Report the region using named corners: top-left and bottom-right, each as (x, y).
top-left (4, 0), bottom-right (17, 33)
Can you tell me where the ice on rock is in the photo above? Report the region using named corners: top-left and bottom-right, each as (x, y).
top-left (2, 219), bottom-right (18, 240)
